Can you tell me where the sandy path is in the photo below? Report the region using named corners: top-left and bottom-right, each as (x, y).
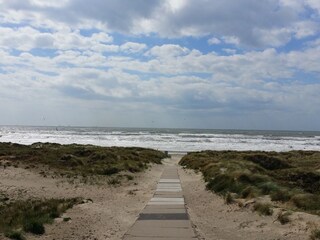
top-left (178, 163), bottom-right (320, 240)
top-left (0, 162), bottom-right (165, 240)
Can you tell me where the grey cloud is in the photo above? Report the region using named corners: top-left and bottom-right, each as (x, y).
top-left (2, 0), bottom-right (317, 48)
top-left (157, 0), bottom-right (298, 47)
top-left (66, 0), bottom-right (162, 31)
top-left (2, 0), bottom-right (162, 32)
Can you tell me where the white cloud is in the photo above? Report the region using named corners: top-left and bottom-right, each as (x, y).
top-left (306, 0), bottom-right (320, 14)
top-left (146, 44), bottom-right (190, 58)
top-left (222, 48), bottom-right (237, 54)
top-left (222, 36), bottom-right (240, 45)
top-left (208, 37), bottom-right (221, 45)
top-left (293, 21), bottom-right (319, 39)
top-left (0, 0), bottom-right (320, 129)
top-left (29, 0), bottom-right (70, 8)
top-left (0, 26), bottom-right (113, 52)
top-left (120, 42), bottom-right (147, 53)
top-left (2, 0), bottom-right (319, 48)
top-left (165, 0), bottom-right (186, 13)
top-left (0, 27), bottom-right (41, 51)
top-left (252, 28), bottom-right (292, 47)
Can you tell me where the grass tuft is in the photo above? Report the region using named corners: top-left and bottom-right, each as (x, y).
top-left (277, 211), bottom-right (291, 225)
top-left (63, 217), bottom-right (71, 222)
top-left (179, 150), bottom-right (320, 215)
top-left (225, 192), bottom-right (234, 204)
top-left (310, 229), bottom-right (320, 240)
top-left (253, 202), bottom-right (273, 216)
top-left (291, 194), bottom-right (320, 211)
top-left (23, 220), bottom-right (45, 235)
top-left (0, 198), bottom-right (82, 237)
top-left (5, 230), bottom-right (25, 240)
top-left (270, 189), bottom-right (292, 202)
top-left (0, 143), bottom-right (167, 179)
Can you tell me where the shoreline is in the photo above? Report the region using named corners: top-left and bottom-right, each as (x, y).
top-left (1, 125), bottom-right (320, 152)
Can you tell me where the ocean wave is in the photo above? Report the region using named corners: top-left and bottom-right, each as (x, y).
top-left (0, 126), bottom-right (320, 152)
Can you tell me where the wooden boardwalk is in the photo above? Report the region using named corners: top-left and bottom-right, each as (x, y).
top-left (123, 166), bottom-right (197, 239)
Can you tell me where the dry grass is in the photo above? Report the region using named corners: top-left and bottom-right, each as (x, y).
top-left (0, 142), bottom-right (167, 178)
top-left (179, 150), bottom-right (320, 215)
top-left (0, 198), bottom-right (82, 239)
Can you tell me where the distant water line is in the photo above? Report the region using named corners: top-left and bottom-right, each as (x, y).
top-left (0, 126), bottom-right (320, 152)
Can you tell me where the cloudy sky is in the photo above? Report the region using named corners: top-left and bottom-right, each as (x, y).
top-left (0, 0), bottom-right (320, 130)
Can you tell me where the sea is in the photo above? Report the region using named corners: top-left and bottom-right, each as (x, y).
top-left (0, 126), bottom-right (320, 153)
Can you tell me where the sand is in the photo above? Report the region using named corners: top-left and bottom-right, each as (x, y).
top-left (1, 155), bottom-right (319, 240)
top-left (178, 163), bottom-right (320, 240)
top-left (0, 162), bottom-right (164, 240)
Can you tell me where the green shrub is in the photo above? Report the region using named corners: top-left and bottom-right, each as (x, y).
top-left (292, 194), bottom-right (320, 211)
top-left (310, 229), bottom-right (320, 240)
top-left (207, 174), bottom-right (245, 194)
top-left (241, 186), bottom-right (257, 198)
top-left (244, 154), bottom-right (291, 170)
top-left (270, 189), bottom-right (292, 202)
top-left (125, 175), bottom-right (134, 181)
top-left (103, 166), bottom-right (121, 175)
top-left (275, 170), bottom-right (320, 194)
top-left (107, 177), bottom-right (120, 185)
top-left (23, 220), bottom-right (45, 235)
top-left (277, 211), bottom-right (291, 225)
top-left (0, 143), bottom-right (166, 180)
top-left (253, 202), bottom-right (273, 216)
top-left (258, 182), bottom-right (280, 195)
top-left (5, 230), bottom-right (25, 240)
top-left (179, 150), bottom-right (320, 215)
top-left (0, 198), bottom-right (81, 237)
top-left (63, 217), bottom-right (71, 222)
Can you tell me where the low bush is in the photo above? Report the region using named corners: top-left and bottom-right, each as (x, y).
top-left (277, 211), bottom-right (291, 225)
top-left (310, 229), bottom-right (320, 240)
top-left (5, 230), bottom-right (25, 240)
top-left (291, 194), bottom-right (320, 211)
top-left (0, 198), bottom-right (82, 237)
top-left (258, 182), bottom-right (280, 195)
top-left (270, 189), bottom-right (292, 202)
top-left (244, 154), bottom-right (291, 170)
top-left (253, 202), bottom-right (273, 216)
top-left (241, 186), bottom-right (258, 199)
top-left (23, 220), bottom-right (45, 235)
top-left (0, 143), bottom-right (167, 179)
top-left (179, 150), bottom-right (320, 215)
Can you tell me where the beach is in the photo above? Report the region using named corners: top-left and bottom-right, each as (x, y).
top-left (0, 154), bottom-right (164, 240)
top-left (1, 149), bottom-right (319, 240)
top-left (180, 166), bottom-right (320, 240)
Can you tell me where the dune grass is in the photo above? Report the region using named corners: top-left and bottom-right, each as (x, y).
top-left (0, 143), bottom-right (168, 238)
top-left (277, 211), bottom-right (291, 225)
top-left (0, 198), bottom-right (82, 239)
top-left (253, 202), bottom-right (274, 216)
top-left (310, 229), bottom-right (320, 240)
top-left (0, 142), bottom-right (167, 177)
top-left (179, 150), bottom-right (320, 215)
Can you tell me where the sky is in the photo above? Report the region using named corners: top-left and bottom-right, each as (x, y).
top-left (0, 0), bottom-right (320, 130)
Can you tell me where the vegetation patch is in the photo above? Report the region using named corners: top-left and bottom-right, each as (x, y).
top-left (276, 211), bottom-right (291, 225)
top-left (0, 143), bottom-right (167, 178)
top-left (179, 150), bottom-right (320, 215)
top-left (5, 230), bottom-right (25, 240)
top-left (253, 202), bottom-right (273, 216)
top-left (310, 229), bottom-right (320, 240)
top-left (0, 198), bottom-right (82, 238)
